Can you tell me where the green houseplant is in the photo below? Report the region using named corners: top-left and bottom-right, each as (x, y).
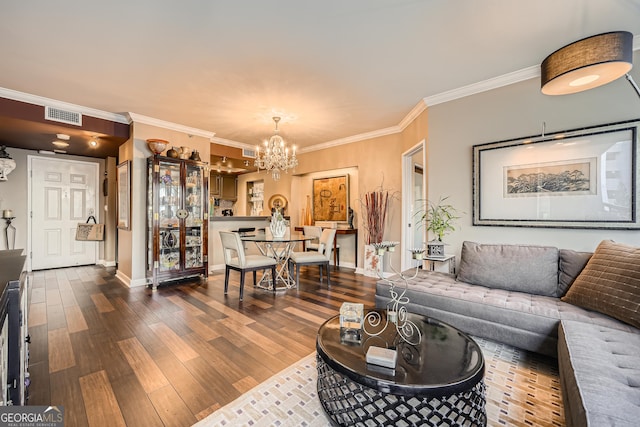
top-left (418, 196), bottom-right (461, 257)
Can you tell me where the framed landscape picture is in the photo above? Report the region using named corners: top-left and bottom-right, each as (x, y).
top-left (473, 119), bottom-right (639, 229)
top-left (313, 175), bottom-right (349, 222)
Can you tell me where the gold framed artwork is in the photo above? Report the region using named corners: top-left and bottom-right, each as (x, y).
top-left (313, 175), bottom-right (349, 222)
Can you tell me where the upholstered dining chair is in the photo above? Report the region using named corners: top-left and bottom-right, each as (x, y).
top-left (219, 231), bottom-right (277, 300)
top-left (304, 225), bottom-right (340, 266)
top-left (289, 228), bottom-right (337, 287)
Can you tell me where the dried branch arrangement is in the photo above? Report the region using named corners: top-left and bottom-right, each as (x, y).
top-left (364, 190), bottom-right (388, 244)
top-left (360, 180), bottom-right (398, 245)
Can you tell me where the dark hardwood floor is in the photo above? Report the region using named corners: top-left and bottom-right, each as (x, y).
top-left (27, 265), bottom-right (378, 427)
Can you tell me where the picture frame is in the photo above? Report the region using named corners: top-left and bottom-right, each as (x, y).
top-left (117, 160), bottom-right (131, 230)
top-left (473, 119), bottom-right (639, 229)
top-left (313, 174), bottom-right (349, 222)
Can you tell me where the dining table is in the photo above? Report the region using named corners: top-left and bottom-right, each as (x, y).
top-left (240, 231), bottom-right (312, 290)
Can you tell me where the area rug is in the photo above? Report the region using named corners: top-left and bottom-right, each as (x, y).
top-left (194, 337), bottom-right (565, 427)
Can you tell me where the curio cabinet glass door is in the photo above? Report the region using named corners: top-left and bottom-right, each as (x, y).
top-left (147, 156), bottom-right (208, 288)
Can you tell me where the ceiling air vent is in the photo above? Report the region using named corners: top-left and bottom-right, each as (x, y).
top-left (243, 148), bottom-right (257, 158)
top-left (45, 106), bottom-right (82, 126)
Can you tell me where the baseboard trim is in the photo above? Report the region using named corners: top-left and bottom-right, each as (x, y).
top-left (115, 270), bottom-right (148, 288)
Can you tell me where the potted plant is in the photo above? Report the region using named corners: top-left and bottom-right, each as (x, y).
top-left (418, 196), bottom-right (461, 257)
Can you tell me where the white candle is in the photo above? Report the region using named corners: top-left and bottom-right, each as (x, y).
top-left (2, 209), bottom-right (12, 218)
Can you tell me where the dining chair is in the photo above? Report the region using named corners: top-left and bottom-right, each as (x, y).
top-left (304, 225), bottom-right (340, 266)
top-left (289, 228), bottom-right (337, 287)
top-left (219, 231), bottom-right (277, 300)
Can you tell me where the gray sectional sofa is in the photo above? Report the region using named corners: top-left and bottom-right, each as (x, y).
top-left (375, 240), bottom-right (640, 427)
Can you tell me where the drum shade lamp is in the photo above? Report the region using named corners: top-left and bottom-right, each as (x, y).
top-left (541, 31), bottom-right (638, 97)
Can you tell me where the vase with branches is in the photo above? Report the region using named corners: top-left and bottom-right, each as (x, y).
top-left (360, 182), bottom-right (399, 276)
top-left (363, 190), bottom-right (389, 245)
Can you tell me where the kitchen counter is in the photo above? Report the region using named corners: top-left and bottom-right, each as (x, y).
top-left (210, 215), bottom-right (291, 222)
top-left (210, 216), bottom-right (272, 222)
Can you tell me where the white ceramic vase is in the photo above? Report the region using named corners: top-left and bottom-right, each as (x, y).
top-left (270, 218), bottom-right (286, 238)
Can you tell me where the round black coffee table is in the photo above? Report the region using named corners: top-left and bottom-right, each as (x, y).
top-left (316, 310), bottom-right (486, 426)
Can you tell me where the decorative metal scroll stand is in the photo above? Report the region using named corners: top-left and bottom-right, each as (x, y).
top-left (363, 242), bottom-right (425, 345)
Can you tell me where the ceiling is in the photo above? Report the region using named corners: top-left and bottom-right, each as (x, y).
top-left (0, 1), bottom-right (639, 158)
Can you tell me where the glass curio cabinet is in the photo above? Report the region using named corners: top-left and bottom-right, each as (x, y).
top-left (147, 156), bottom-right (208, 289)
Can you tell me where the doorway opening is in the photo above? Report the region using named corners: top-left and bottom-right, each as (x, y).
top-left (401, 140), bottom-right (426, 270)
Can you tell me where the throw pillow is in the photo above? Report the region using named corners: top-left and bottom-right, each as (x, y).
top-left (558, 249), bottom-right (592, 297)
top-left (561, 240), bottom-right (640, 329)
top-left (456, 241), bottom-right (559, 296)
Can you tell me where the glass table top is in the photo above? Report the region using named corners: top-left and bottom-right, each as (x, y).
top-left (316, 310), bottom-right (485, 397)
top-left (240, 231), bottom-right (311, 243)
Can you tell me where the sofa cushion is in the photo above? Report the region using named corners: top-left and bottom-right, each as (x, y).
top-left (558, 249), bottom-right (592, 296)
top-left (562, 240), bottom-right (640, 329)
top-left (457, 241), bottom-right (559, 297)
top-left (558, 320), bottom-right (640, 427)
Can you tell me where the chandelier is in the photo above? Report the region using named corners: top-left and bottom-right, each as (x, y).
top-left (255, 117), bottom-right (298, 181)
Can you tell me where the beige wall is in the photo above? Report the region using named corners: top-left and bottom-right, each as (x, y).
top-left (116, 122), bottom-right (211, 287)
top-left (291, 108), bottom-right (429, 269)
top-left (428, 52), bottom-right (640, 259)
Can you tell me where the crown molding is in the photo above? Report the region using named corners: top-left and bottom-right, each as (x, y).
top-left (210, 135), bottom-right (256, 151)
top-left (300, 125), bottom-right (401, 154)
top-left (423, 36), bottom-right (640, 108)
top-left (0, 87), bottom-right (130, 124)
top-left (127, 112), bottom-right (215, 139)
top-left (398, 99), bottom-right (427, 130)
top-left (423, 65), bottom-right (540, 107)
top-left (300, 99), bottom-right (427, 154)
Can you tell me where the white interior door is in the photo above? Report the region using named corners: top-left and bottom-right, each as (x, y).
top-left (29, 156), bottom-right (99, 270)
top-left (402, 141), bottom-right (426, 270)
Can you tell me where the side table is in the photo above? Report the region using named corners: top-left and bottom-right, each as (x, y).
top-left (424, 254), bottom-right (455, 274)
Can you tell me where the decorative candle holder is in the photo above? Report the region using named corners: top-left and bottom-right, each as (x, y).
top-left (340, 302), bottom-right (364, 330)
top-left (340, 302), bottom-right (364, 345)
top-left (363, 242), bottom-right (423, 345)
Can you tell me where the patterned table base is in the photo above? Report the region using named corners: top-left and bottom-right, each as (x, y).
top-left (316, 354), bottom-right (486, 426)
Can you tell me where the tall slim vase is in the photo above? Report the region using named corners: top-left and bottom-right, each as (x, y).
top-left (304, 195), bottom-right (312, 225)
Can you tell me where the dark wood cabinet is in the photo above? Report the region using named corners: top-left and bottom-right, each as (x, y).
top-left (147, 156), bottom-right (209, 289)
top-left (210, 173), bottom-right (237, 200)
